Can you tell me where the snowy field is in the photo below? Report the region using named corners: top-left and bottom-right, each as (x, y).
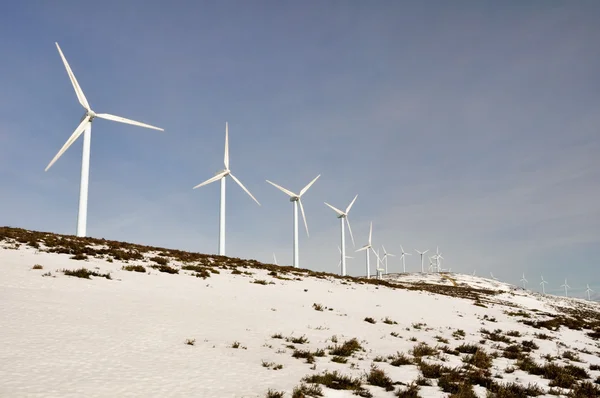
top-left (1, 227), bottom-right (599, 398)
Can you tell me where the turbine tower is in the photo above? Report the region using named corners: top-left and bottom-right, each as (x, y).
top-left (415, 249), bottom-right (429, 273)
top-left (45, 42), bottom-right (164, 237)
top-left (540, 276), bottom-right (548, 294)
top-left (585, 284), bottom-right (594, 301)
top-left (560, 279), bottom-right (570, 297)
top-left (266, 175), bottom-right (320, 268)
top-left (520, 273), bottom-right (528, 289)
top-left (273, 253), bottom-right (278, 265)
top-left (193, 122), bottom-right (260, 256)
top-left (381, 245), bottom-right (396, 275)
top-left (356, 222), bottom-right (380, 279)
top-left (399, 245), bottom-right (412, 273)
top-left (324, 194), bottom-right (358, 276)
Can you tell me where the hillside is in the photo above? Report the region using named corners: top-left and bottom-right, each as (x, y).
top-left (1, 226), bottom-right (599, 398)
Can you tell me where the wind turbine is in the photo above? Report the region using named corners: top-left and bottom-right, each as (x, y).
top-left (399, 245), bottom-right (412, 273)
top-left (560, 279), bottom-right (570, 297)
top-left (337, 246), bottom-right (353, 270)
top-left (434, 247), bottom-right (444, 272)
top-left (273, 253), bottom-right (278, 265)
top-left (193, 122), bottom-right (260, 256)
top-left (415, 249), bottom-right (429, 273)
top-left (266, 175), bottom-right (320, 268)
top-left (324, 195), bottom-right (358, 276)
top-left (520, 273), bottom-right (528, 289)
top-left (585, 284), bottom-right (594, 301)
top-left (381, 245), bottom-right (396, 274)
top-left (540, 276), bottom-right (548, 294)
top-left (45, 42), bottom-right (164, 237)
top-left (356, 222), bottom-right (380, 279)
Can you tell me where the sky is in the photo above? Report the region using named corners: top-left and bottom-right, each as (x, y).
top-left (1, 0), bottom-right (599, 298)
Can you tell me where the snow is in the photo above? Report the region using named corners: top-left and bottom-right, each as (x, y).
top-left (1, 234), bottom-right (599, 398)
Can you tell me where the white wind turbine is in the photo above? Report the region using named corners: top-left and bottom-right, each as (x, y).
top-left (520, 273), bottom-right (528, 289)
top-left (273, 253), bottom-right (278, 265)
top-left (585, 284), bottom-right (594, 301)
top-left (399, 245), bottom-right (412, 273)
top-left (266, 175), bottom-right (320, 268)
top-left (415, 249), bottom-right (429, 273)
top-left (324, 195), bottom-right (358, 276)
top-left (356, 222), bottom-right (380, 279)
top-left (434, 246), bottom-right (444, 272)
top-left (337, 246), bottom-right (353, 270)
top-left (381, 245), bottom-right (396, 275)
top-left (45, 42), bottom-right (164, 237)
top-left (193, 122), bottom-right (260, 256)
top-left (540, 276), bottom-right (548, 294)
top-left (560, 279), bottom-right (570, 297)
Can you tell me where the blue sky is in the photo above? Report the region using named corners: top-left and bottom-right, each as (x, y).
top-left (1, 1), bottom-right (599, 298)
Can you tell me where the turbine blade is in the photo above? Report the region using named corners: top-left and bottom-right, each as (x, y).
top-left (356, 245), bottom-right (369, 252)
top-left (229, 173), bottom-right (260, 205)
top-left (370, 247), bottom-right (381, 262)
top-left (266, 180), bottom-right (297, 198)
top-left (368, 222), bottom-right (373, 245)
top-left (298, 199), bottom-right (309, 237)
top-left (55, 42), bottom-right (90, 110)
top-left (224, 122), bottom-right (229, 170)
top-left (345, 194), bottom-right (358, 214)
top-left (299, 174), bottom-right (321, 196)
top-left (192, 171), bottom-right (227, 189)
top-left (95, 113), bottom-right (164, 131)
top-left (324, 202), bottom-right (345, 216)
top-left (45, 116), bottom-right (90, 171)
top-left (346, 217), bottom-right (355, 247)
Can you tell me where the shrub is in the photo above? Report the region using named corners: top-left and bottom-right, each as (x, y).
top-left (302, 371), bottom-right (362, 391)
top-left (265, 389), bottom-right (285, 398)
top-left (32, 264), bottom-right (43, 270)
top-left (411, 342), bottom-right (438, 357)
top-left (366, 365), bottom-right (394, 391)
top-left (389, 352), bottom-right (413, 366)
top-left (62, 267), bottom-right (111, 280)
top-left (150, 256), bottom-right (168, 265)
top-left (456, 343), bottom-right (479, 354)
top-left (292, 349), bottom-right (315, 364)
top-left (287, 335), bottom-right (309, 344)
top-left (383, 317), bottom-right (398, 325)
top-left (151, 264), bottom-right (178, 274)
top-left (395, 383), bottom-right (420, 397)
top-left (313, 303), bottom-right (324, 311)
top-left (364, 317), bottom-right (376, 324)
top-left (122, 265), bottom-right (146, 272)
top-left (185, 338), bottom-right (195, 346)
top-left (292, 383), bottom-right (323, 397)
top-left (329, 338), bottom-right (363, 357)
top-left (331, 356), bottom-right (348, 364)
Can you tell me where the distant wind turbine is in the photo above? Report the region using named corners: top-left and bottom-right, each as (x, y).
top-left (266, 175), bottom-right (320, 268)
top-left (324, 194), bottom-right (358, 276)
top-left (520, 273), bottom-right (528, 289)
top-left (585, 284), bottom-right (594, 301)
top-left (540, 276), bottom-right (548, 294)
top-left (193, 122), bottom-right (261, 256)
top-left (337, 246), bottom-right (353, 270)
top-left (273, 253), bottom-right (278, 265)
top-left (560, 279), bottom-right (570, 297)
top-left (381, 245), bottom-right (396, 275)
top-left (356, 222), bottom-right (380, 279)
top-left (415, 249), bottom-right (429, 273)
top-left (45, 42), bottom-right (164, 237)
top-left (399, 245), bottom-right (412, 273)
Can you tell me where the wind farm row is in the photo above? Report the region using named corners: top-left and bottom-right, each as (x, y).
top-left (43, 42), bottom-right (595, 302)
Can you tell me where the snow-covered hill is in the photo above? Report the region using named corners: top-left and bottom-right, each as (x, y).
top-left (1, 227), bottom-right (599, 397)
